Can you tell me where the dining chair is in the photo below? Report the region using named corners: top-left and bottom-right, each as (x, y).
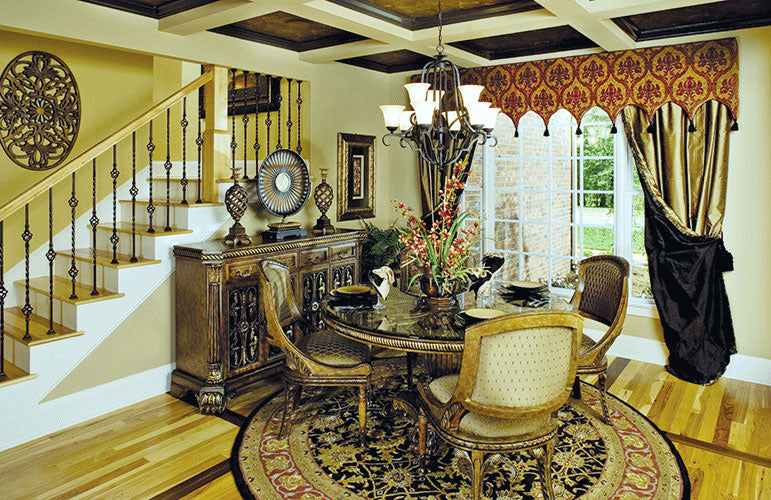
top-left (257, 259), bottom-right (372, 445)
top-left (569, 254), bottom-right (630, 425)
top-left (416, 311), bottom-right (582, 500)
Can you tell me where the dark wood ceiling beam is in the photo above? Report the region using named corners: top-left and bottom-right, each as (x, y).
top-left (80, 0), bottom-right (220, 19)
top-left (615, 16), bottom-right (771, 42)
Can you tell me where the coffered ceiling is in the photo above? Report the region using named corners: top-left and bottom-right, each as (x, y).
top-left (80, 0), bottom-right (771, 72)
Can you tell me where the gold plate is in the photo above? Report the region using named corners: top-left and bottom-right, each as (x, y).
top-left (507, 280), bottom-right (545, 289)
top-left (332, 285), bottom-right (373, 296)
top-left (464, 308), bottom-right (507, 319)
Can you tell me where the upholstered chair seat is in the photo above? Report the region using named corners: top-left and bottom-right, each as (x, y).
top-left (417, 312), bottom-right (583, 500)
top-left (296, 329), bottom-right (370, 367)
top-left (257, 260), bottom-right (372, 445)
top-left (570, 255), bottom-right (630, 425)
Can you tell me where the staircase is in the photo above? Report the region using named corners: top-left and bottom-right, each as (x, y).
top-left (0, 69), bottom-right (247, 451)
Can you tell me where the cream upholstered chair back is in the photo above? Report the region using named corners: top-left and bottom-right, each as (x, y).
top-left (455, 312), bottom-right (582, 418)
top-left (571, 255), bottom-right (629, 327)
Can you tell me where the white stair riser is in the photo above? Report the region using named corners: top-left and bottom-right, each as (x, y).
top-left (3, 337), bottom-right (29, 374)
top-left (11, 286), bottom-right (78, 331)
top-left (94, 227), bottom-right (159, 260)
top-left (120, 201), bottom-right (184, 229)
top-left (54, 256), bottom-right (120, 291)
top-left (149, 179), bottom-right (200, 200)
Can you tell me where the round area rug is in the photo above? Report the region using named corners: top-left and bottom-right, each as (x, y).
top-left (232, 360), bottom-right (688, 499)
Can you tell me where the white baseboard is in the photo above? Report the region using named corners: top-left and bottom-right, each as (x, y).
top-left (0, 363), bottom-right (175, 453)
top-left (584, 329), bottom-right (771, 386)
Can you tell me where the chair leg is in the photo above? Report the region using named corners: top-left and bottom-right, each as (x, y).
top-left (598, 372), bottom-right (611, 425)
top-left (470, 450), bottom-right (484, 500)
top-left (571, 375), bottom-right (582, 399)
top-left (357, 385), bottom-right (367, 446)
top-left (417, 409), bottom-right (427, 472)
top-left (279, 381), bottom-right (296, 438)
top-left (528, 439), bottom-right (555, 500)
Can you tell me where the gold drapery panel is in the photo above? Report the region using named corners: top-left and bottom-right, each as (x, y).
top-left (457, 38), bottom-right (738, 131)
top-left (622, 101), bottom-right (731, 238)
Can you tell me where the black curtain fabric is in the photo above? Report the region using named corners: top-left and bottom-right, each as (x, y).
top-left (641, 185), bottom-right (736, 385)
top-left (418, 143), bottom-right (477, 221)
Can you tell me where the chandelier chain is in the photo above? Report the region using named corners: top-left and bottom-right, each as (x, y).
top-left (436, 0), bottom-right (444, 55)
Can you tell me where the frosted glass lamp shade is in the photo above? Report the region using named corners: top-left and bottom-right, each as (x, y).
top-left (404, 83), bottom-right (430, 104)
top-left (380, 105), bottom-right (405, 131)
top-left (445, 111), bottom-right (461, 131)
top-left (399, 111), bottom-right (415, 131)
top-left (413, 101), bottom-right (435, 126)
top-left (467, 102), bottom-right (491, 127)
top-left (483, 107), bottom-right (501, 130)
top-left (458, 85), bottom-right (484, 106)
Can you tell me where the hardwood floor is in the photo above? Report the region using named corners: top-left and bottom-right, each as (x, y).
top-left (0, 358), bottom-right (768, 499)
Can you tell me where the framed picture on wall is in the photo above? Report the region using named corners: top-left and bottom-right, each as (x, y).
top-left (337, 133), bottom-right (375, 221)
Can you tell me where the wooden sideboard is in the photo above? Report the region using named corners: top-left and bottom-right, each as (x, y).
top-left (170, 229), bottom-right (363, 413)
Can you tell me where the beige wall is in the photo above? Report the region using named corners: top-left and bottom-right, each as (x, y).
top-left (0, 30), bottom-right (154, 270)
top-left (43, 42), bottom-right (419, 399)
top-left (20, 23), bottom-right (771, 402)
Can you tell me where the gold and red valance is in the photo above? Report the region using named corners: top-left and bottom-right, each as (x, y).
top-left (458, 38), bottom-right (738, 133)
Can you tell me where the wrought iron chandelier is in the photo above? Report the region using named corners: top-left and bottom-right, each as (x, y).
top-left (379, 0), bottom-right (499, 168)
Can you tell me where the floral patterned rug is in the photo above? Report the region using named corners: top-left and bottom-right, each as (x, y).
top-left (232, 360), bottom-right (688, 499)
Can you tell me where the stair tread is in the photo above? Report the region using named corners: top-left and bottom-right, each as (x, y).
top-left (120, 199), bottom-right (222, 207)
top-left (18, 276), bottom-right (124, 305)
top-left (96, 222), bottom-right (193, 237)
top-left (2, 307), bottom-right (82, 346)
top-left (55, 248), bottom-right (161, 269)
top-left (0, 360), bottom-right (37, 389)
top-left (147, 176), bottom-right (199, 182)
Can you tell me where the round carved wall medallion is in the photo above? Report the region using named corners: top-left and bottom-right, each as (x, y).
top-left (0, 51), bottom-right (81, 170)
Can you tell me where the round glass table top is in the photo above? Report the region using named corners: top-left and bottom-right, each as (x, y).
top-left (321, 287), bottom-right (574, 344)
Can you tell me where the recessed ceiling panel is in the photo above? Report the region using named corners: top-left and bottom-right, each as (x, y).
top-left (328, 0), bottom-right (539, 29)
top-left (613, 0), bottom-right (771, 41)
top-left (211, 11), bottom-right (367, 52)
top-left (80, 0), bottom-right (219, 18)
top-left (339, 50), bottom-right (433, 73)
top-left (450, 25), bottom-right (597, 60)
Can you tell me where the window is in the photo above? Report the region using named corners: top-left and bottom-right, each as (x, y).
top-left (463, 107), bottom-right (653, 304)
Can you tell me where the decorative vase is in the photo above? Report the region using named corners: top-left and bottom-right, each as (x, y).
top-left (313, 168), bottom-right (334, 234)
top-left (223, 170), bottom-right (251, 246)
top-left (419, 274), bottom-right (467, 311)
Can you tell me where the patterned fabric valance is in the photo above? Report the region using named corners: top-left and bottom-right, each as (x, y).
top-left (458, 38), bottom-right (739, 132)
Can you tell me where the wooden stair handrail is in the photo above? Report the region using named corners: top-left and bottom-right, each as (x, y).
top-left (0, 70), bottom-right (214, 222)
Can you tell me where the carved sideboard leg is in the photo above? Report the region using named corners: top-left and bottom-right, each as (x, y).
top-left (197, 363), bottom-right (229, 414)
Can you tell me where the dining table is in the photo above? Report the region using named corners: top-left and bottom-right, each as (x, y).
top-left (321, 286), bottom-right (575, 404)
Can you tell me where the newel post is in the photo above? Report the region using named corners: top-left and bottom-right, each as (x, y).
top-left (202, 64), bottom-right (230, 202)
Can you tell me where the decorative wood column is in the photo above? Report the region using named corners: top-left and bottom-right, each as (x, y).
top-left (202, 64), bottom-right (230, 202)
top-left (196, 262), bottom-right (228, 414)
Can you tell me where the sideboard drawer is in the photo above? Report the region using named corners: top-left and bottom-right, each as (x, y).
top-left (330, 243), bottom-right (357, 262)
top-left (271, 252), bottom-right (298, 270)
top-left (225, 262), bottom-right (257, 280)
top-left (300, 248), bottom-right (328, 267)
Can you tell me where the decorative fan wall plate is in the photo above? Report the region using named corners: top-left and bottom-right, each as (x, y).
top-left (257, 149), bottom-right (311, 218)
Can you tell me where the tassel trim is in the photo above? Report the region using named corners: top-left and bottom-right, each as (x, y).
top-left (543, 126), bottom-right (550, 137)
top-left (731, 119), bottom-right (739, 131)
top-left (514, 128), bottom-right (519, 138)
top-left (610, 124), bottom-right (617, 134)
top-left (688, 119), bottom-right (696, 132)
top-left (646, 118), bottom-right (656, 133)
top-left (575, 125), bottom-right (582, 136)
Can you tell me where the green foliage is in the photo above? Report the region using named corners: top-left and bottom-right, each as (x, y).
top-left (361, 222), bottom-right (405, 277)
top-left (582, 123), bottom-right (614, 208)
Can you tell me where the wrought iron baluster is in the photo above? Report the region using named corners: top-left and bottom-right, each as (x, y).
top-left (196, 105), bottom-right (203, 204)
top-left (164, 108), bottom-right (173, 232)
top-left (242, 70), bottom-right (250, 180)
top-left (265, 76), bottom-right (272, 153)
top-left (230, 68), bottom-right (237, 180)
top-left (276, 77), bottom-right (282, 150)
top-left (180, 97), bottom-right (189, 205)
top-left (130, 132), bottom-right (138, 263)
top-left (296, 80), bottom-right (302, 155)
top-left (68, 173), bottom-right (79, 299)
top-left (21, 205), bottom-right (32, 341)
top-left (90, 159), bottom-right (100, 296)
top-left (253, 73), bottom-right (260, 177)
top-left (286, 78), bottom-right (293, 151)
top-left (111, 145), bottom-right (119, 264)
top-left (0, 221), bottom-right (5, 380)
top-left (147, 120), bottom-right (156, 233)
top-left (46, 188), bottom-right (55, 334)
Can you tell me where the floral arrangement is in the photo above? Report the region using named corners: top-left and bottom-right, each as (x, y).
top-left (394, 162), bottom-right (480, 295)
